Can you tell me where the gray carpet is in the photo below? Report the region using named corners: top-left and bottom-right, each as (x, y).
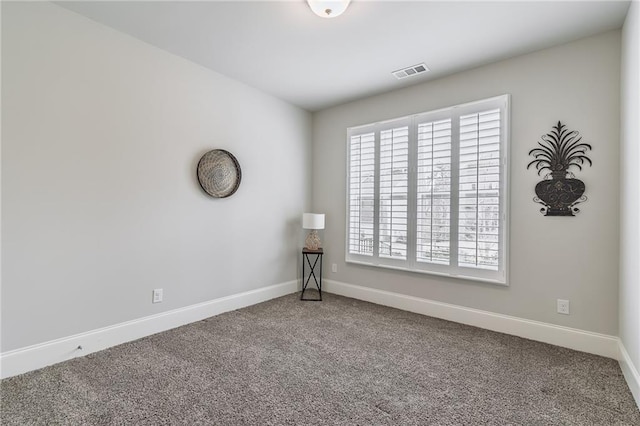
top-left (1, 292), bottom-right (639, 425)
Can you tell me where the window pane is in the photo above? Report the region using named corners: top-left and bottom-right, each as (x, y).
top-left (379, 126), bottom-right (408, 260)
top-left (458, 109), bottom-right (500, 270)
top-left (417, 119), bottom-right (451, 265)
top-left (348, 132), bottom-right (375, 256)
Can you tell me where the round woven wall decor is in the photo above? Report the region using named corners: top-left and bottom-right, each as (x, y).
top-left (197, 149), bottom-right (242, 198)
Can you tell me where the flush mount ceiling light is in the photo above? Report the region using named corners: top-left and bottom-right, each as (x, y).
top-left (307, 0), bottom-right (351, 18)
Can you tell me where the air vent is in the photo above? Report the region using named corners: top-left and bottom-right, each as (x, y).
top-left (392, 63), bottom-right (430, 80)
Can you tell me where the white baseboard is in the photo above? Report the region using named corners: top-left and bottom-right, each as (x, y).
top-left (619, 342), bottom-right (640, 408)
top-left (324, 279), bottom-right (620, 360)
top-left (3, 277), bottom-right (631, 403)
top-left (1, 280), bottom-right (298, 379)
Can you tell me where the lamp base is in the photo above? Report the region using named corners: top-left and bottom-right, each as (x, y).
top-left (304, 230), bottom-right (321, 250)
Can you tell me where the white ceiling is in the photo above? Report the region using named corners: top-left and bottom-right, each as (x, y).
top-left (57, 1), bottom-right (630, 112)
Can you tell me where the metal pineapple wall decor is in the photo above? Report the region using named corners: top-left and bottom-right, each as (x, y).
top-left (527, 121), bottom-right (592, 216)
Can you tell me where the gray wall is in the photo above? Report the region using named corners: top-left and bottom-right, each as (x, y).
top-left (1, 1), bottom-right (631, 360)
top-left (620, 0), bottom-right (640, 382)
top-left (312, 30), bottom-right (621, 335)
top-left (1, 2), bottom-right (311, 352)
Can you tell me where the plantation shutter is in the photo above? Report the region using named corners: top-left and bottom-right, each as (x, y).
top-left (379, 125), bottom-right (409, 260)
top-left (345, 95), bottom-right (508, 284)
top-left (416, 119), bottom-right (452, 265)
top-left (348, 132), bottom-right (375, 256)
top-left (457, 109), bottom-right (501, 270)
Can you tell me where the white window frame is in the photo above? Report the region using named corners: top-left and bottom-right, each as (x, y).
top-left (345, 95), bottom-right (510, 285)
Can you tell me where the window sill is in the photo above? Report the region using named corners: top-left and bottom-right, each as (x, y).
top-left (345, 259), bottom-right (508, 286)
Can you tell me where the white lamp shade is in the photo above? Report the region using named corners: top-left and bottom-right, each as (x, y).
top-left (307, 0), bottom-right (351, 18)
top-left (303, 213), bottom-right (325, 230)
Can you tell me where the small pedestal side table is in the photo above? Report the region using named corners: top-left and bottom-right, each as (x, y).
top-left (301, 248), bottom-right (323, 301)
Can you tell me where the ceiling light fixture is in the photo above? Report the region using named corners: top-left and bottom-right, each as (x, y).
top-left (307, 0), bottom-right (351, 18)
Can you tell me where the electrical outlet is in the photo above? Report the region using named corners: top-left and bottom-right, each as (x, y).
top-left (557, 299), bottom-right (570, 315)
top-left (332, 263), bottom-right (337, 273)
top-left (152, 289), bottom-right (163, 304)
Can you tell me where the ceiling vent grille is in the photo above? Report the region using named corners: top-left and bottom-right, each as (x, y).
top-left (392, 63), bottom-right (430, 80)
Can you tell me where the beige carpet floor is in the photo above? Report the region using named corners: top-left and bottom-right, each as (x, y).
top-left (1, 292), bottom-right (639, 425)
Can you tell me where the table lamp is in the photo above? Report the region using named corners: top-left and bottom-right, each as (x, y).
top-left (303, 213), bottom-right (325, 250)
